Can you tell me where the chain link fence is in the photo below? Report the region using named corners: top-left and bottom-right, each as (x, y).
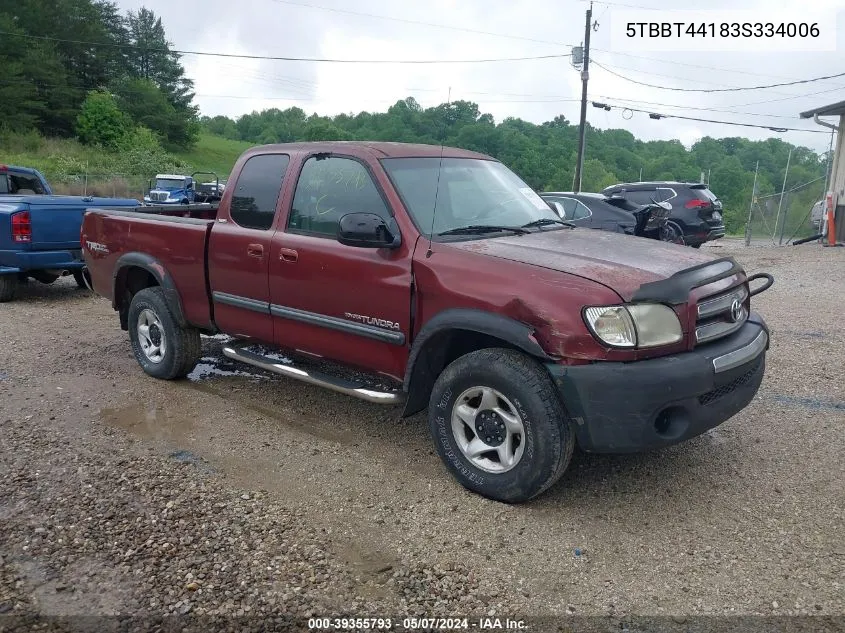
top-left (743, 176), bottom-right (827, 246)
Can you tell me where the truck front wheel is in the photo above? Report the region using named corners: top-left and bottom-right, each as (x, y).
top-left (428, 348), bottom-right (574, 503)
top-left (127, 287), bottom-right (202, 380)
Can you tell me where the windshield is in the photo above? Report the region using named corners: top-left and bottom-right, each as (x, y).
top-left (381, 157), bottom-right (559, 238)
top-left (155, 178), bottom-right (185, 190)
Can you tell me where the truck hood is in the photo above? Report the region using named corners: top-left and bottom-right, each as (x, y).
top-left (450, 228), bottom-right (718, 301)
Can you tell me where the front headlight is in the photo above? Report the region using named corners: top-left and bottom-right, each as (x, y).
top-left (584, 303), bottom-right (682, 348)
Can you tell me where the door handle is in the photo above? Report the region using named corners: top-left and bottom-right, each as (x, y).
top-left (247, 243), bottom-right (264, 258)
top-left (279, 248), bottom-right (298, 263)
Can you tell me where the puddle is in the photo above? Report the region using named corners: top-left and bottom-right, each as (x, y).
top-left (99, 403), bottom-right (196, 441)
top-left (769, 394), bottom-right (845, 412)
top-left (187, 356), bottom-right (267, 382)
top-left (168, 449), bottom-right (216, 473)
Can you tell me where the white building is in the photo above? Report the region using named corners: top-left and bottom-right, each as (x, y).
top-left (800, 100), bottom-right (845, 244)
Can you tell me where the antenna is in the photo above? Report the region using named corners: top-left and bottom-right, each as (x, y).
top-left (427, 86), bottom-right (451, 258)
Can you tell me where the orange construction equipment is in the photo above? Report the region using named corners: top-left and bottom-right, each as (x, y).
top-left (825, 193), bottom-right (837, 246)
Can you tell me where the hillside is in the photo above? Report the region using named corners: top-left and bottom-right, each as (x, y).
top-left (1, 131), bottom-right (250, 199)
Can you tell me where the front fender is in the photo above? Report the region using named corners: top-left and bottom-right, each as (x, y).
top-left (401, 308), bottom-right (553, 417)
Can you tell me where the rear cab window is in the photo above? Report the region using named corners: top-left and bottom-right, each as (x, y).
top-left (230, 154), bottom-right (290, 230)
top-left (0, 172), bottom-right (46, 194)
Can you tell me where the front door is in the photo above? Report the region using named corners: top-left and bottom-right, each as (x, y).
top-left (208, 153), bottom-right (290, 341)
top-left (268, 154), bottom-right (413, 380)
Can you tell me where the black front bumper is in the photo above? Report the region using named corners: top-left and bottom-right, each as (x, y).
top-left (546, 314), bottom-right (769, 453)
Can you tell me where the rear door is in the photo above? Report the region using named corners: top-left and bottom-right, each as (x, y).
top-left (208, 153), bottom-right (290, 342)
top-left (268, 153), bottom-right (413, 380)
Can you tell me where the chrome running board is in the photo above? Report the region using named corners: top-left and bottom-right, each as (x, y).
top-left (221, 344), bottom-right (405, 405)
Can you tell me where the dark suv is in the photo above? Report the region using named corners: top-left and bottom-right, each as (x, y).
top-left (601, 181), bottom-right (725, 248)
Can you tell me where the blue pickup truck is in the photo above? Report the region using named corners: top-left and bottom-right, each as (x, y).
top-left (0, 165), bottom-right (138, 301)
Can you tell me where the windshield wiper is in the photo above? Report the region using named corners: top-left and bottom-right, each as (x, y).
top-left (436, 224), bottom-right (530, 237)
top-left (521, 218), bottom-right (575, 229)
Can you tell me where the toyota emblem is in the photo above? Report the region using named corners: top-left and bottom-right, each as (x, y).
top-left (730, 299), bottom-right (744, 323)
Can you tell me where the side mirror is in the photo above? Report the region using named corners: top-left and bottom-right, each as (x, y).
top-left (548, 201), bottom-right (566, 218)
top-left (337, 213), bottom-right (400, 249)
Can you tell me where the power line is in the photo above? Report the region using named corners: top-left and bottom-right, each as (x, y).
top-left (591, 48), bottom-right (845, 85)
top-left (593, 95), bottom-right (804, 120)
top-left (601, 104), bottom-right (829, 133)
top-left (592, 60), bottom-right (845, 93)
top-left (590, 58), bottom-right (833, 97)
top-left (0, 30), bottom-right (569, 64)
top-left (732, 85), bottom-right (845, 107)
top-left (270, 0), bottom-right (572, 47)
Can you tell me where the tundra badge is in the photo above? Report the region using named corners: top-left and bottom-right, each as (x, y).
top-left (344, 312), bottom-right (401, 331)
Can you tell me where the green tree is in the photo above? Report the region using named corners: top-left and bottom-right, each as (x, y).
top-left (112, 77), bottom-right (198, 149)
top-left (125, 7), bottom-right (195, 112)
top-left (75, 90), bottom-right (131, 148)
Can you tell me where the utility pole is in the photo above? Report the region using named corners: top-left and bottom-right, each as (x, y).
top-left (775, 147), bottom-right (792, 245)
top-left (744, 161), bottom-right (759, 247)
top-left (573, 2), bottom-right (592, 193)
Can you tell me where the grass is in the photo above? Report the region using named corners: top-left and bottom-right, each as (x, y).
top-left (171, 133), bottom-right (252, 181)
top-left (0, 130), bottom-right (251, 182)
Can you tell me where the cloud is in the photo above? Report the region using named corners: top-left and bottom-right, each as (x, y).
top-left (114, 0), bottom-right (844, 152)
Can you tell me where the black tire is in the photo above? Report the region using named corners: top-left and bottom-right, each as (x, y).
top-left (72, 269), bottom-right (89, 290)
top-left (660, 222), bottom-right (685, 246)
top-left (0, 275), bottom-right (18, 302)
top-left (127, 287), bottom-right (202, 380)
top-left (690, 243), bottom-right (702, 249)
top-left (428, 348), bottom-right (575, 503)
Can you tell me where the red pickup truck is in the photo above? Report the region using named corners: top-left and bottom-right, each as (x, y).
top-left (82, 142), bottom-right (773, 503)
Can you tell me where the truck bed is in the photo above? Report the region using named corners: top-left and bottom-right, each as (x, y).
top-left (82, 208), bottom-right (215, 329)
top-left (134, 202), bottom-right (219, 220)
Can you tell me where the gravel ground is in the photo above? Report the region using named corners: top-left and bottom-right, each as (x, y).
top-left (0, 239), bottom-right (843, 632)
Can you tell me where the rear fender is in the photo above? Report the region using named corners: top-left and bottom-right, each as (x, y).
top-left (113, 252), bottom-right (186, 329)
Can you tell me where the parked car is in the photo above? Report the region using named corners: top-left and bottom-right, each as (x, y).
top-left (539, 191), bottom-right (677, 242)
top-left (82, 142), bottom-right (773, 503)
top-left (0, 192), bottom-right (139, 301)
top-left (601, 181), bottom-right (726, 248)
top-left (0, 164), bottom-right (52, 195)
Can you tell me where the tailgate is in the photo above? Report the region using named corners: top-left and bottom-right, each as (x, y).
top-left (27, 197), bottom-right (138, 250)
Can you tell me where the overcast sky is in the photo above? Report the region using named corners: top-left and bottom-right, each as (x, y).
top-left (113, 0), bottom-right (844, 154)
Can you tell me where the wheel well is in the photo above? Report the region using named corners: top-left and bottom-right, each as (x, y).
top-left (116, 266), bottom-right (159, 330)
top-left (402, 328), bottom-right (524, 418)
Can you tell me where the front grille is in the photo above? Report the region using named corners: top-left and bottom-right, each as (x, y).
top-left (695, 284), bottom-right (749, 345)
top-left (152, 192), bottom-right (168, 201)
top-left (698, 356), bottom-right (762, 406)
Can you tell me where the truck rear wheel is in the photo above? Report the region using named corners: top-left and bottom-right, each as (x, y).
top-left (428, 348), bottom-right (574, 503)
top-left (73, 268), bottom-right (91, 290)
top-left (0, 275), bottom-right (18, 302)
top-left (127, 287), bottom-right (202, 380)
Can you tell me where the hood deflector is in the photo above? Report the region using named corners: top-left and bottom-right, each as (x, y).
top-left (631, 257), bottom-right (743, 304)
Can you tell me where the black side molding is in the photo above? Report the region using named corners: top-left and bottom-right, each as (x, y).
top-left (631, 257), bottom-right (744, 304)
top-left (212, 291), bottom-right (270, 314)
top-left (270, 304), bottom-right (405, 345)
